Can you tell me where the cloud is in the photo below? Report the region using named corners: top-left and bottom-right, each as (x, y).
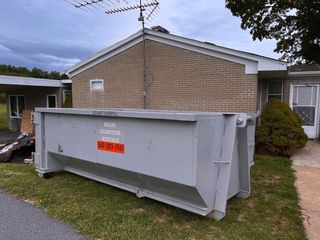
top-left (0, 34), bottom-right (93, 71)
top-left (29, 53), bottom-right (81, 69)
top-left (0, 0), bottom-right (281, 72)
top-left (0, 44), bottom-right (12, 53)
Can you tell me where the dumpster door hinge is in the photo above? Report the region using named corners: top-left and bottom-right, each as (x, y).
top-left (32, 112), bottom-right (41, 125)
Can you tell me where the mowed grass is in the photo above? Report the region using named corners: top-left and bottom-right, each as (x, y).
top-left (0, 156), bottom-right (306, 240)
top-left (0, 103), bottom-right (8, 131)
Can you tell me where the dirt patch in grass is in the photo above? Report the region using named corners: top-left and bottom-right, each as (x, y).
top-left (155, 210), bottom-right (169, 224)
top-left (260, 174), bottom-right (282, 185)
top-left (130, 208), bottom-right (146, 214)
top-left (0, 156), bottom-right (307, 240)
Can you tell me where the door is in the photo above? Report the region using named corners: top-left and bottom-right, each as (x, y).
top-left (290, 85), bottom-right (319, 139)
top-left (47, 95), bottom-right (57, 108)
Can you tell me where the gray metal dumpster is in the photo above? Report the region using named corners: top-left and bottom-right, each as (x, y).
top-left (33, 108), bottom-right (256, 220)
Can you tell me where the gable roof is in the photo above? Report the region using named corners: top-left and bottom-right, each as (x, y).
top-left (286, 64), bottom-right (320, 76)
top-left (65, 29), bottom-right (287, 78)
top-left (289, 64), bottom-right (320, 72)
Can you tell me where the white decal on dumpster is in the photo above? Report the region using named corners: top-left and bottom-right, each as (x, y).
top-left (101, 136), bottom-right (120, 143)
top-left (99, 121), bottom-right (123, 144)
top-left (104, 122), bottom-right (116, 128)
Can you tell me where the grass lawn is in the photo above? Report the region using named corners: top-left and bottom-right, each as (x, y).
top-left (0, 103), bottom-right (8, 131)
top-left (0, 155), bottom-right (306, 240)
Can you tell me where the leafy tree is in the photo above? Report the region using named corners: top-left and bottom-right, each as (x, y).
top-left (0, 64), bottom-right (68, 80)
top-left (226, 0), bottom-right (320, 63)
top-left (61, 73), bottom-right (69, 79)
top-left (49, 71), bottom-right (62, 80)
top-left (0, 93), bottom-right (6, 103)
top-left (30, 67), bottom-right (43, 78)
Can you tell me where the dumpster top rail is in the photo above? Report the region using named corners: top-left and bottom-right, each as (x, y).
top-left (35, 108), bottom-right (254, 125)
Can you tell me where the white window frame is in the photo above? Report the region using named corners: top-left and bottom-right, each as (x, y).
top-left (90, 79), bottom-right (104, 92)
top-left (267, 80), bottom-right (283, 102)
top-left (47, 94), bottom-right (57, 108)
top-left (63, 90), bottom-right (71, 103)
top-left (8, 95), bottom-right (26, 119)
top-left (289, 84), bottom-right (320, 138)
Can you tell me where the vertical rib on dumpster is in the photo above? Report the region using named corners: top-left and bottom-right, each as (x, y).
top-left (237, 127), bottom-right (251, 199)
top-left (33, 111), bottom-right (45, 176)
top-left (35, 112), bottom-right (63, 177)
top-left (211, 114), bottom-right (238, 220)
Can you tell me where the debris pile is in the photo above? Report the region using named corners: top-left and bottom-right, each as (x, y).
top-left (0, 133), bottom-right (35, 163)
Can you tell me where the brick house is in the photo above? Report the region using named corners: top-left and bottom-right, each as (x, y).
top-left (65, 28), bottom-right (320, 139)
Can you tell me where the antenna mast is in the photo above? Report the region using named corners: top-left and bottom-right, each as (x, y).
top-left (65, 0), bottom-right (160, 109)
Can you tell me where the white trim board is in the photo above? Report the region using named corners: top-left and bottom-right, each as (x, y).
top-left (288, 71), bottom-right (320, 76)
top-left (65, 29), bottom-right (287, 77)
top-left (61, 79), bottom-right (72, 84)
top-left (0, 75), bottom-right (64, 87)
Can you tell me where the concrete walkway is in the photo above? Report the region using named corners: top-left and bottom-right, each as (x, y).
top-left (0, 190), bottom-right (88, 240)
top-left (292, 140), bottom-right (320, 240)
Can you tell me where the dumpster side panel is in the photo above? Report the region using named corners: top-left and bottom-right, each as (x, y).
top-left (44, 114), bottom-right (98, 163)
top-left (43, 113), bottom-right (197, 186)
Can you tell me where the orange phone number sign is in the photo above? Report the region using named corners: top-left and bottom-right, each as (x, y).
top-left (97, 140), bottom-right (125, 154)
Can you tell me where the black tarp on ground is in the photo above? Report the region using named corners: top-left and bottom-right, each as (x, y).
top-left (0, 133), bottom-right (34, 163)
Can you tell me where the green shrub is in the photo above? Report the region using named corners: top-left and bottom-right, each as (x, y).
top-left (256, 99), bottom-right (308, 157)
top-left (62, 92), bottom-right (72, 108)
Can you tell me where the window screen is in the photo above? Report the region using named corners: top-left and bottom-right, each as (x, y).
top-left (9, 95), bottom-right (25, 118)
top-left (10, 96), bottom-right (18, 117)
top-left (268, 80), bottom-right (283, 101)
top-left (63, 90), bottom-right (71, 103)
top-left (292, 85), bottom-right (318, 126)
top-left (18, 96), bottom-right (25, 116)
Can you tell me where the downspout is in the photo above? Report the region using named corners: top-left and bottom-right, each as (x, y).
top-left (139, 0), bottom-right (147, 109)
top-left (142, 26), bottom-right (147, 109)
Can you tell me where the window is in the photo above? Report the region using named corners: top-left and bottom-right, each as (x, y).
top-left (292, 85), bottom-right (318, 126)
top-left (267, 80), bottom-right (283, 101)
top-left (90, 79), bottom-right (104, 92)
top-left (9, 95), bottom-right (26, 118)
top-left (63, 90), bottom-right (71, 103)
top-left (47, 95), bottom-right (57, 108)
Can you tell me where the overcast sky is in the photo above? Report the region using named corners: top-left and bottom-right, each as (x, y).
top-left (0, 0), bottom-right (281, 73)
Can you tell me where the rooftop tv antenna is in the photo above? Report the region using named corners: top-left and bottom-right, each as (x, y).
top-left (65, 0), bottom-right (160, 31)
top-left (65, 0), bottom-right (160, 109)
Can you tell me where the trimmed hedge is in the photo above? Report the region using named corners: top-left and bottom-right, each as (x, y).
top-left (256, 99), bottom-right (308, 157)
